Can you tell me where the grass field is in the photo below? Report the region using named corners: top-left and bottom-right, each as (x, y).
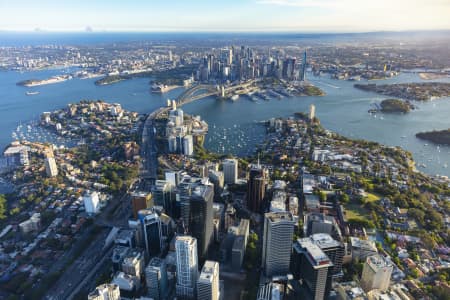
top-left (343, 192), bottom-right (381, 220)
top-left (364, 192), bottom-right (381, 203)
top-left (344, 203), bottom-right (370, 219)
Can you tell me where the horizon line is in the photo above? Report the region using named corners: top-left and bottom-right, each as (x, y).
top-left (1, 29), bottom-right (450, 35)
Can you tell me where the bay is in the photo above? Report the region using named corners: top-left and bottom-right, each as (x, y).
top-left (0, 69), bottom-right (449, 178)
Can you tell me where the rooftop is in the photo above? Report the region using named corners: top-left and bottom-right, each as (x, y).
top-left (265, 211), bottom-right (294, 223)
top-left (311, 233), bottom-right (341, 249)
top-left (198, 260), bottom-right (218, 283)
top-left (295, 238), bottom-right (332, 268)
top-left (147, 257), bottom-right (165, 269)
top-left (350, 237), bottom-right (378, 252)
top-left (366, 254), bottom-right (392, 270)
top-left (176, 235), bottom-right (197, 246)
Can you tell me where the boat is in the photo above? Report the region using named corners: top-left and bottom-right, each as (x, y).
top-left (230, 95), bottom-right (239, 101)
top-left (26, 91), bottom-right (40, 96)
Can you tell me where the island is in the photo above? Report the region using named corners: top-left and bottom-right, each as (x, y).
top-left (416, 129), bottom-right (450, 145)
top-left (379, 99), bottom-right (413, 113)
top-left (354, 82), bottom-right (450, 101)
top-left (17, 75), bottom-right (72, 87)
top-left (94, 75), bottom-right (129, 86)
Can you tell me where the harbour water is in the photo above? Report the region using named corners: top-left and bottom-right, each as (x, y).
top-left (0, 68), bottom-right (449, 178)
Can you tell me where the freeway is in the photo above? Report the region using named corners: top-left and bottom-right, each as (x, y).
top-left (45, 228), bottom-right (110, 300)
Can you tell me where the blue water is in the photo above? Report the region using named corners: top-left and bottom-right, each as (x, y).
top-left (0, 70), bottom-right (449, 178)
top-left (2, 31), bottom-right (449, 47)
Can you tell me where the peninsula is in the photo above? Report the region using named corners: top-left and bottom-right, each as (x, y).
top-left (354, 82), bottom-right (450, 101)
top-left (17, 75), bottom-right (72, 87)
top-left (416, 129), bottom-right (450, 145)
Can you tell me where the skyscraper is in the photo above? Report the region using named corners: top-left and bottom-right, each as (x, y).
top-left (145, 257), bottom-right (168, 300)
top-left (88, 284), bottom-right (121, 300)
top-left (292, 238), bottom-right (333, 300)
top-left (222, 158), bottom-right (238, 184)
top-left (121, 249), bottom-right (144, 279)
top-left (153, 180), bottom-right (174, 215)
top-left (300, 50), bottom-right (307, 81)
top-left (45, 156), bottom-right (58, 177)
top-left (360, 254), bottom-right (393, 293)
top-left (197, 260), bottom-right (220, 300)
top-left (310, 233), bottom-right (345, 279)
top-left (261, 212), bottom-right (295, 277)
top-left (247, 164), bottom-right (267, 213)
top-left (189, 184), bottom-right (214, 259)
top-left (183, 135), bottom-right (194, 156)
top-left (304, 213), bottom-right (342, 241)
top-left (130, 192), bottom-right (152, 219)
top-left (84, 191), bottom-right (100, 215)
top-left (176, 236), bottom-right (199, 299)
top-left (309, 104), bottom-right (315, 121)
top-left (138, 209), bottom-right (163, 257)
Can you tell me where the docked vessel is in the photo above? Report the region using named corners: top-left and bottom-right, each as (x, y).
top-left (230, 94), bottom-right (239, 101)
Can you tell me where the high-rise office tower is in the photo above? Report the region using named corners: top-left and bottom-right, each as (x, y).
top-left (45, 156), bottom-right (58, 177)
top-left (153, 180), bottom-right (174, 214)
top-left (121, 249), bottom-right (144, 279)
top-left (138, 209), bottom-right (163, 257)
top-left (261, 212), bottom-right (295, 277)
top-left (300, 50), bottom-right (307, 81)
top-left (145, 257), bottom-right (168, 300)
top-left (176, 236), bottom-right (199, 299)
top-left (197, 260), bottom-right (219, 300)
top-left (292, 238), bottom-right (333, 300)
top-left (304, 213), bottom-right (342, 241)
top-left (309, 104), bottom-right (315, 121)
top-left (130, 192), bottom-right (152, 219)
top-left (360, 254), bottom-right (393, 293)
top-left (189, 184), bottom-right (214, 259)
top-left (88, 284), bottom-right (121, 300)
top-left (183, 135), bottom-right (194, 156)
top-left (247, 164), bottom-right (267, 213)
top-left (222, 158), bottom-right (238, 184)
top-left (309, 234), bottom-right (345, 278)
top-left (84, 191), bottom-right (100, 214)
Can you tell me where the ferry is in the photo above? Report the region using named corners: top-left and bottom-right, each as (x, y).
top-left (230, 95), bottom-right (239, 101)
top-left (151, 84), bottom-right (169, 93)
top-left (26, 91), bottom-right (40, 96)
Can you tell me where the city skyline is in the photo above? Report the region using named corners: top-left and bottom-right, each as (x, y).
top-left (1, 0), bottom-right (449, 32)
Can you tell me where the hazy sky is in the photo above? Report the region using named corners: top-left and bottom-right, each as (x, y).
top-left (0, 0), bottom-right (449, 32)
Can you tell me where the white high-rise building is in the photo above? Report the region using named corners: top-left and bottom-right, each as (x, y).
top-left (222, 158), bottom-right (238, 184)
top-left (88, 284), bottom-right (120, 300)
top-left (360, 254), bottom-right (393, 293)
top-left (183, 135), bottom-right (194, 156)
top-left (197, 260), bottom-right (219, 300)
top-left (261, 212), bottom-right (295, 277)
top-left (145, 257), bottom-right (168, 300)
top-left (309, 104), bottom-right (316, 121)
top-left (84, 191), bottom-right (100, 214)
top-left (45, 156), bottom-right (58, 177)
top-left (176, 236), bottom-right (199, 299)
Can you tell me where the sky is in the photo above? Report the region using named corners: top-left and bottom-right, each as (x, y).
top-left (0, 0), bottom-right (449, 32)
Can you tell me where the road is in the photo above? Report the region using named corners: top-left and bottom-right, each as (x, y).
top-left (45, 228), bottom-right (110, 300)
top-left (46, 81), bottom-right (259, 299)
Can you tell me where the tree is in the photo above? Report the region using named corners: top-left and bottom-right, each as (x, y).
top-left (0, 194), bottom-right (7, 219)
top-left (319, 191), bottom-right (327, 202)
top-left (341, 194), bottom-right (350, 204)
